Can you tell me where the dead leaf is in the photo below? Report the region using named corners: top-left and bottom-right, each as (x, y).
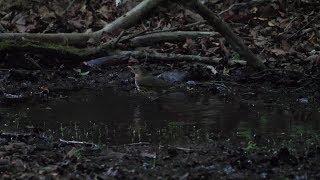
top-left (281, 40), bottom-right (290, 51)
top-left (206, 65), bottom-right (218, 75)
top-left (251, 7), bottom-right (258, 14)
top-left (223, 67), bottom-right (230, 76)
top-left (38, 6), bottom-right (56, 21)
top-left (183, 38), bottom-right (195, 49)
top-left (268, 20), bottom-right (276, 27)
top-left (306, 54), bottom-right (320, 63)
top-left (254, 36), bottom-right (267, 47)
top-left (128, 57), bottom-right (139, 63)
top-left (140, 152), bottom-right (156, 159)
top-left (68, 20), bottom-right (83, 29)
top-left (270, 48), bottom-right (287, 56)
top-left (219, 38), bottom-right (230, 57)
top-left (205, 47), bottom-right (219, 56)
top-left (184, 9), bottom-right (203, 22)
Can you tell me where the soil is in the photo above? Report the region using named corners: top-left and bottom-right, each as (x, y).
top-left (1, 129), bottom-right (320, 179)
top-left (1, 0), bottom-right (320, 179)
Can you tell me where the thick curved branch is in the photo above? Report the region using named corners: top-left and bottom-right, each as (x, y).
top-left (96, 0), bottom-right (166, 35)
top-left (0, 33), bottom-right (95, 47)
top-left (0, 0), bottom-right (165, 46)
top-left (181, 0), bottom-right (266, 70)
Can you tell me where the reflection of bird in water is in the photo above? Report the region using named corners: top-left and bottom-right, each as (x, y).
top-left (128, 65), bottom-right (170, 94)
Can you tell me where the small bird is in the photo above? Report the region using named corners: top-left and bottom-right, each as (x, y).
top-left (128, 65), bottom-right (170, 92)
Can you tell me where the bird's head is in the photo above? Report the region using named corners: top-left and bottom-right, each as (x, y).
top-left (128, 65), bottom-right (148, 76)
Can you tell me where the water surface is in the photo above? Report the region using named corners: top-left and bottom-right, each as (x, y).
top-left (1, 88), bottom-right (319, 145)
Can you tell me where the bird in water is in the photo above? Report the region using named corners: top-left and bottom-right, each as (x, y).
top-left (128, 65), bottom-right (170, 93)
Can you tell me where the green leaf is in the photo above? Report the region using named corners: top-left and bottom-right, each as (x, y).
top-left (231, 54), bottom-right (241, 60)
top-left (80, 71), bottom-right (90, 76)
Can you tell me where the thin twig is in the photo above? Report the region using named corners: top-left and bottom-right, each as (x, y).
top-left (287, 15), bottom-right (319, 40)
top-left (112, 30), bottom-right (125, 47)
top-left (283, 17), bottom-right (297, 32)
top-left (218, 3), bottom-right (245, 15)
top-left (63, 0), bottom-right (76, 16)
top-left (146, 20), bottom-right (206, 34)
top-left (59, 139), bottom-right (97, 146)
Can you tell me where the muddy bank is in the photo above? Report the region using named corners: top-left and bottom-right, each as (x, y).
top-left (1, 64), bottom-right (319, 110)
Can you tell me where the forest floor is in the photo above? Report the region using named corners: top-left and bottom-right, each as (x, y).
top-left (1, 131), bottom-right (319, 179)
top-left (1, 0), bottom-right (320, 179)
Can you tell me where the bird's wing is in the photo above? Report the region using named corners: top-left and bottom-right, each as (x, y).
top-left (137, 76), bottom-right (169, 87)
